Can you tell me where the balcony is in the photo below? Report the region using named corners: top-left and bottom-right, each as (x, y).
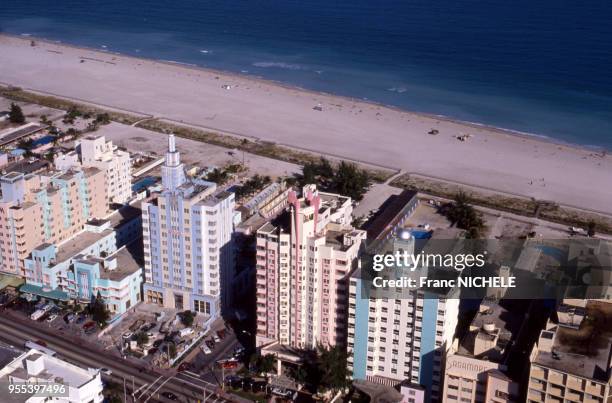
top-left (566, 377), bottom-right (583, 391)
top-left (547, 371), bottom-right (565, 386)
top-left (585, 382), bottom-right (604, 397)
top-left (565, 389), bottom-right (584, 402)
top-left (530, 366), bottom-right (547, 381)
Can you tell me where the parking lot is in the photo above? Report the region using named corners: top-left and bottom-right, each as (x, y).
top-left (2, 296), bottom-right (232, 369)
top-left (3, 297), bottom-right (111, 344)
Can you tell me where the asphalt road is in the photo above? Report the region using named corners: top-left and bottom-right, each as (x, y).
top-left (188, 329), bottom-right (241, 386)
top-left (0, 313), bottom-right (237, 403)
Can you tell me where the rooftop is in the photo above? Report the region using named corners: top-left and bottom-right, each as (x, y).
top-left (534, 300), bottom-right (612, 381)
top-left (1, 159), bottom-right (51, 175)
top-left (0, 349), bottom-right (97, 389)
top-left (366, 189), bottom-right (418, 241)
top-left (53, 229), bottom-right (114, 264)
top-left (107, 202), bottom-right (143, 229)
top-left (0, 123), bottom-right (46, 146)
top-left (0, 345), bottom-right (21, 369)
top-left (100, 240), bottom-right (143, 281)
top-left (243, 182), bottom-right (283, 210)
top-left (324, 228), bottom-right (363, 252)
top-left (458, 300), bottom-right (525, 364)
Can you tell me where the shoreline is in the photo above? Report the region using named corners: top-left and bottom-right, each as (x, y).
top-left (6, 33), bottom-right (606, 154)
top-left (1, 33), bottom-right (611, 215)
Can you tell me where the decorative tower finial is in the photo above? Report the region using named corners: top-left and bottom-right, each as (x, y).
top-left (168, 134), bottom-right (176, 153)
top-left (161, 133), bottom-right (185, 191)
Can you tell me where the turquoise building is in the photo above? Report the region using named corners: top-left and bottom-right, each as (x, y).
top-left (22, 207), bottom-right (144, 315)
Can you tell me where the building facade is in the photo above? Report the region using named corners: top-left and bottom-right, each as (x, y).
top-left (56, 135), bottom-right (132, 204)
top-left (348, 231), bottom-right (460, 403)
top-left (142, 135), bottom-right (235, 318)
top-left (255, 184), bottom-right (366, 349)
top-left (0, 168), bottom-right (106, 277)
top-left (23, 216), bottom-right (143, 315)
top-left (442, 301), bottom-right (522, 403)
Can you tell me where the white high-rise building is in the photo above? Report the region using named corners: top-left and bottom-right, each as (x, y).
top-left (142, 135), bottom-right (235, 317)
top-left (348, 231), bottom-right (460, 403)
top-left (56, 135), bottom-right (131, 204)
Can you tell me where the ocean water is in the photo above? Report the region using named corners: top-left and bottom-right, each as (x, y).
top-left (1, 0), bottom-right (611, 149)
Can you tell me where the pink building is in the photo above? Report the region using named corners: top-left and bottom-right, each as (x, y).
top-left (0, 168), bottom-right (106, 276)
top-left (255, 184), bottom-right (366, 350)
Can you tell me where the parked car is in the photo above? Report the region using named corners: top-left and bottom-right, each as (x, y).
top-left (216, 329), bottom-right (226, 339)
top-left (76, 315), bottom-right (87, 324)
top-left (202, 345), bottom-right (212, 354)
top-left (272, 387), bottom-right (295, 399)
top-left (153, 339), bottom-right (163, 348)
top-left (213, 334), bottom-right (220, 343)
top-left (83, 321), bottom-right (96, 330)
top-left (46, 314), bottom-right (58, 323)
top-left (64, 313), bottom-right (75, 323)
top-left (219, 360), bottom-right (238, 370)
top-left (100, 368), bottom-right (112, 376)
top-left (178, 362), bottom-right (192, 372)
top-left (30, 309), bottom-right (47, 321)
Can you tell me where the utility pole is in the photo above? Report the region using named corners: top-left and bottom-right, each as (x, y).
top-left (132, 375), bottom-right (135, 401)
top-left (123, 377), bottom-right (127, 403)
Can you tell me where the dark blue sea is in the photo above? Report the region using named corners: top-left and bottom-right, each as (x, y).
top-left (1, 0), bottom-right (611, 148)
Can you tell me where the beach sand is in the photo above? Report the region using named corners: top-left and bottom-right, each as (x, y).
top-left (0, 35), bottom-right (610, 214)
top-left (96, 122), bottom-right (301, 179)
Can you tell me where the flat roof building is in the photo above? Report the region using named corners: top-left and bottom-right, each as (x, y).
top-left (0, 349), bottom-right (103, 403)
top-left (442, 300), bottom-right (523, 403)
top-left (527, 300), bottom-right (612, 403)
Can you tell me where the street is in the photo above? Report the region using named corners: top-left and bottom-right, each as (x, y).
top-left (0, 313), bottom-right (237, 403)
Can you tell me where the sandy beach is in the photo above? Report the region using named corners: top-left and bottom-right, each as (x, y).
top-left (0, 34), bottom-right (610, 214)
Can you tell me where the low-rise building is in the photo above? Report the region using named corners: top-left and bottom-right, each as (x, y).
top-left (442, 300), bottom-right (522, 403)
top-left (22, 208), bottom-right (143, 315)
top-left (70, 243), bottom-right (143, 314)
top-left (527, 299), bottom-right (612, 403)
top-left (238, 181), bottom-right (289, 219)
top-left (0, 349), bottom-right (104, 403)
